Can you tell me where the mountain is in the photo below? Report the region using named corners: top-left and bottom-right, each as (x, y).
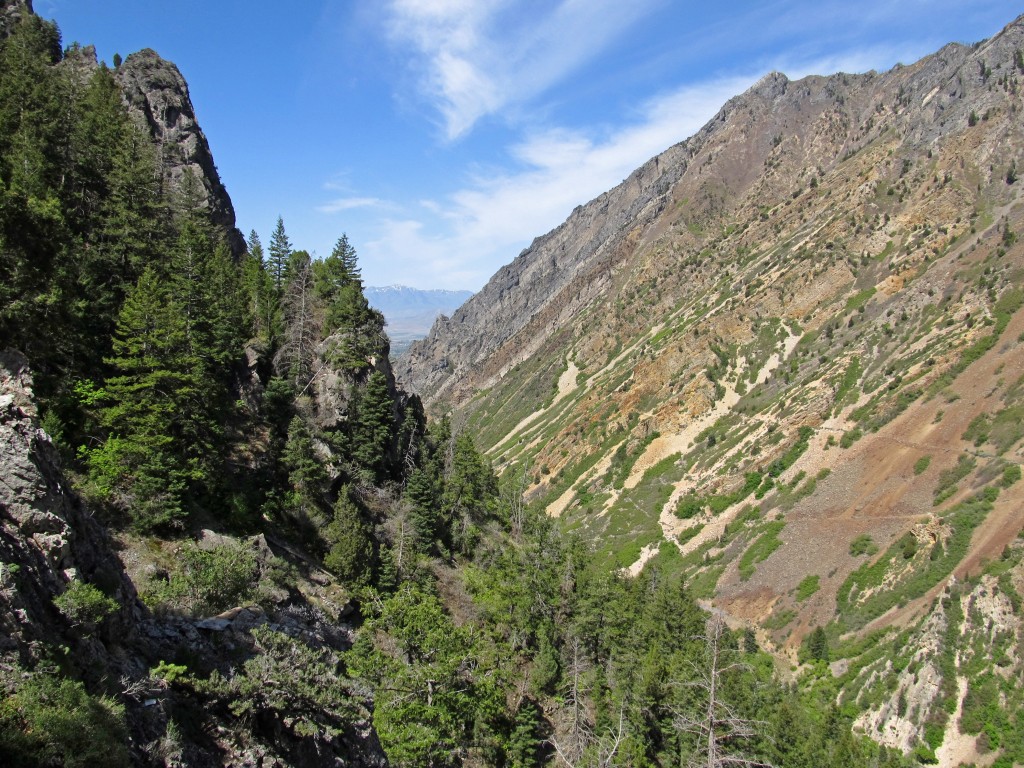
top-left (4, 0), bottom-right (1024, 763)
top-left (400, 14), bottom-right (1024, 762)
top-left (366, 284), bottom-right (473, 355)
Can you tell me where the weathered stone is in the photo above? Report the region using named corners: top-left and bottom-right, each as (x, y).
top-left (115, 49), bottom-right (245, 256)
top-left (0, 0), bottom-right (31, 40)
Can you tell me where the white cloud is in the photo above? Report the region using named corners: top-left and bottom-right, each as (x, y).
top-left (360, 74), bottom-right (755, 289)
top-left (316, 197), bottom-right (385, 214)
top-left (383, 0), bottom-right (661, 139)
top-left (356, 5), bottom-right (1001, 289)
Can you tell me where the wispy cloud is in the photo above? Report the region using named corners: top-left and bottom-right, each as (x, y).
top-left (316, 196), bottom-right (385, 214)
top-left (383, 0), bottom-right (661, 139)
top-left (360, 73), bottom-right (755, 288)
top-left (355, 0), bottom-right (1011, 289)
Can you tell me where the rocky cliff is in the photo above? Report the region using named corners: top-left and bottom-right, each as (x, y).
top-left (116, 49), bottom-right (245, 256)
top-left (0, 0), bottom-right (31, 40)
top-left (0, 348), bottom-right (387, 765)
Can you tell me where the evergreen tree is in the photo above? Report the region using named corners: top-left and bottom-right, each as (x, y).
top-left (807, 626), bottom-right (830, 663)
top-left (0, 15), bottom-right (71, 375)
top-left (267, 215), bottom-right (291, 289)
top-left (242, 229), bottom-right (280, 345)
top-left (404, 465), bottom-right (440, 551)
top-left (314, 234), bottom-right (384, 368)
top-left (88, 268), bottom-right (190, 530)
top-left (324, 485), bottom-right (374, 585)
top-left (350, 369), bottom-right (396, 482)
top-left (441, 432), bottom-right (498, 552)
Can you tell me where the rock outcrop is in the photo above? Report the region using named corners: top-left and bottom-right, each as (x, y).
top-left (0, 349), bottom-right (388, 765)
top-left (0, 349), bottom-right (140, 661)
top-left (116, 49), bottom-right (246, 256)
top-left (0, 0), bottom-right (31, 40)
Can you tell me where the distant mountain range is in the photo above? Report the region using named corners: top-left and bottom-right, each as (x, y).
top-left (366, 285), bottom-right (473, 354)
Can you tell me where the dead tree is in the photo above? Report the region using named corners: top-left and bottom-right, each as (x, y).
top-left (274, 255), bottom-right (321, 389)
top-left (550, 636), bottom-right (627, 768)
top-left (673, 615), bottom-right (774, 768)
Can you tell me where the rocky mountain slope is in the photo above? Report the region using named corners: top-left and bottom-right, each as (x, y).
top-left (1, 1), bottom-right (243, 255)
top-left (400, 14), bottom-right (1024, 764)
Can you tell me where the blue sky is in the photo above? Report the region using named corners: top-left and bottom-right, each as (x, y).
top-left (37, 1), bottom-right (1023, 290)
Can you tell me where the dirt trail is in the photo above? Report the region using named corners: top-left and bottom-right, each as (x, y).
top-left (489, 357), bottom-right (580, 457)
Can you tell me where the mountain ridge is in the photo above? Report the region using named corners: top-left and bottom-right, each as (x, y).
top-left (399, 15), bottom-right (1024, 760)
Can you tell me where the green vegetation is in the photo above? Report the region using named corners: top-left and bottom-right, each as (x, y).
top-left (4, 6), bottom-right (1021, 766)
top-left (0, 669), bottom-right (129, 767)
top-left (933, 453), bottom-right (976, 506)
top-left (143, 541), bottom-right (259, 615)
top-left (850, 534), bottom-right (879, 557)
top-left (796, 574), bottom-right (821, 601)
top-left (738, 520), bottom-right (786, 581)
top-left (836, 487), bottom-right (999, 632)
top-left (53, 581), bottom-right (118, 629)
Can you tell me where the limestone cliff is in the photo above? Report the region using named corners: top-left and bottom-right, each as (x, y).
top-left (116, 49), bottom-right (246, 256)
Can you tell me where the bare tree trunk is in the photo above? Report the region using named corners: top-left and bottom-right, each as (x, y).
top-left (673, 615), bottom-right (774, 768)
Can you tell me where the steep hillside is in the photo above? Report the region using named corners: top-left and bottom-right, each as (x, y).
top-left (401, 14), bottom-right (1024, 764)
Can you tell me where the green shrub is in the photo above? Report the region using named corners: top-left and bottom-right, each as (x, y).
top-left (913, 455), bottom-right (931, 475)
top-left (738, 521), bottom-right (786, 581)
top-left (849, 534), bottom-right (878, 557)
top-left (795, 574), bottom-right (820, 601)
top-left (1001, 464), bottom-right (1022, 488)
top-left (53, 581), bottom-right (118, 629)
top-left (0, 669), bottom-right (129, 767)
top-left (840, 428), bottom-right (862, 448)
top-left (144, 541), bottom-right (258, 615)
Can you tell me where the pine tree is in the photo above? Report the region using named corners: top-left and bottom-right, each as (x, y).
top-left (314, 234), bottom-right (383, 367)
top-left (282, 415), bottom-right (328, 517)
top-left (0, 15), bottom-right (70, 373)
top-left (89, 268), bottom-right (190, 531)
top-left (324, 486), bottom-right (374, 585)
top-left (243, 229), bottom-right (280, 344)
top-left (807, 626), bottom-right (830, 663)
top-left (350, 369), bottom-right (396, 482)
top-left (267, 215), bottom-right (291, 290)
top-left (404, 466), bottom-right (440, 550)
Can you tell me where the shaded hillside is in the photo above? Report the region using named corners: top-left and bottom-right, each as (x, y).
top-left (400, 14), bottom-right (1024, 765)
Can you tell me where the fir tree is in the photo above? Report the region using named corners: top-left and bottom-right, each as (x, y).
top-left (89, 268), bottom-right (190, 530)
top-left (350, 369), bottom-right (396, 482)
top-left (243, 229), bottom-right (280, 345)
top-left (324, 485), bottom-right (374, 585)
top-left (267, 215), bottom-right (291, 289)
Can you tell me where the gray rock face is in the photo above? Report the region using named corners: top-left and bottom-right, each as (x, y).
top-left (0, 0), bottom-right (31, 40)
top-left (116, 48), bottom-right (246, 256)
top-left (0, 349), bottom-right (139, 658)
